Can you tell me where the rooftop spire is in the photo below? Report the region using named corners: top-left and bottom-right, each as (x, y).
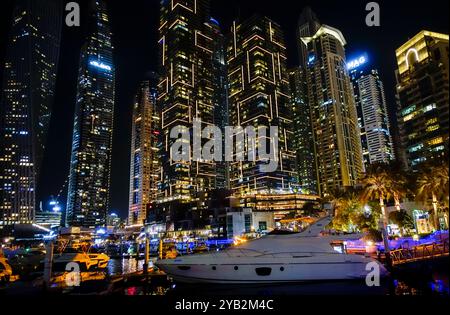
top-left (298, 6), bottom-right (320, 29)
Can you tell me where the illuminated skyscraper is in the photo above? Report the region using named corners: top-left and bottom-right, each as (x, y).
top-left (298, 8), bottom-right (363, 196)
top-left (348, 56), bottom-right (395, 168)
top-left (395, 31), bottom-right (449, 170)
top-left (128, 74), bottom-right (161, 226)
top-left (0, 0), bottom-right (62, 229)
top-left (227, 16), bottom-right (297, 195)
top-left (296, 7), bottom-right (321, 68)
top-left (66, 0), bottom-right (115, 228)
top-left (211, 18), bottom-right (230, 190)
top-left (157, 0), bottom-right (218, 229)
top-left (288, 67), bottom-right (318, 194)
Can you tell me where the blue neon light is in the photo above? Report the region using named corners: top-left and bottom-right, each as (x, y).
top-left (210, 17), bottom-right (220, 26)
top-left (347, 54), bottom-right (369, 71)
top-left (89, 60), bottom-right (112, 71)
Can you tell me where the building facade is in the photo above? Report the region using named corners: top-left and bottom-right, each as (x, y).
top-left (0, 0), bottom-right (62, 230)
top-left (157, 0), bottom-right (219, 229)
top-left (66, 0), bottom-right (115, 228)
top-left (227, 15), bottom-right (297, 196)
top-left (288, 67), bottom-right (318, 194)
top-left (349, 56), bottom-right (395, 168)
top-left (128, 76), bottom-right (161, 226)
top-left (298, 8), bottom-right (363, 196)
top-left (395, 31), bottom-right (449, 170)
top-left (211, 18), bottom-right (230, 190)
top-left (296, 7), bottom-right (321, 68)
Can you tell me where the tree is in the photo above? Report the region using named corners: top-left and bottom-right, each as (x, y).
top-left (360, 164), bottom-right (393, 229)
top-left (302, 202), bottom-right (317, 217)
top-left (327, 192), bottom-right (383, 235)
top-left (416, 160), bottom-right (449, 230)
top-left (384, 161), bottom-right (409, 212)
top-left (389, 210), bottom-right (415, 235)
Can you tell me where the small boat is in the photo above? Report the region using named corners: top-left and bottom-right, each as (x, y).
top-left (192, 243), bottom-right (209, 254)
top-left (52, 248), bottom-right (99, 272)
top-left (7, 248), bottom-right (46, 275)
top-left (156, 217), bottom-right (389, 284)
top-left (51, 245), bottom-right (110, 272)
top-left (87, 253), bottom-right (110, 269)
top-left (0, 250), bottom-right (13, 284)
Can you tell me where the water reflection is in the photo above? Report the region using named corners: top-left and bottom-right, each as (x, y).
top-left (55, 259), bottom-right (450, 296)
top-left (168, 281), bottom-right (389, 296)
top-left (165, 277), bottom-right (449, 296)
top-left (107, 258), bottom-right (145, 276)
top-left (106, 258), bottom-right (157, 276)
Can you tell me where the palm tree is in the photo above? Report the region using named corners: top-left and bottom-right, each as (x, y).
top-left (360, 164), bottom-right (393, 229)
top-left (416, 160), bottom-right (449, 231)
top-left (327, 188), bottom-right (362, 232)
top-left (385, 162), bottom-right (408, 212)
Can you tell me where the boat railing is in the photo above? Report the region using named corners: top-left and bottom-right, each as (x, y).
top-left (217, 248), bottom-right (343, 258)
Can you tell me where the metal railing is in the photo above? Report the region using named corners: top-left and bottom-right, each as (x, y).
top-left (390, 238), bottom-right (449, 266)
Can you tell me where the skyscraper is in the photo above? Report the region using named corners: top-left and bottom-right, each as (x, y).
top-left (66, 0), bottom-right (115, 228)
top-left (128, 74), bottom-right (161, 226)
top-left (157, 0), bottom-right (218, 229)
top-left (211, 18), bottom-right (230, 190)
top-left (348, 55), bottom-right (395, 168)
top-left (288, 67), bottom-right (318, 194)
top-left (395, 31), bottom-right (449, 170)
top-left (227, 15), bottom-right (297, 195)
top-left (298, 8), bottom-right (363, 196)
top-left (296, 7), bottom-right (321, 68)
top-left (0, 0), bottom-right (62, 229)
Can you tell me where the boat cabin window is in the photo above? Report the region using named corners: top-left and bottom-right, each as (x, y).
top-left (330, 242), bottom-right (347, 254)
top-left (255, 267), bottom-right (272, 276)
top-left (177, 266), bottom-right (191, 271)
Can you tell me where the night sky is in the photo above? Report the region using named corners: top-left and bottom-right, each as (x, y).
top-left (0, 0), bottom-right (448, 219)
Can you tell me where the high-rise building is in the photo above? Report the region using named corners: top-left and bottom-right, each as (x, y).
top-left (128, 74), bottom-right (161, 226)
top-left (66, 0), bottom-right (115, 228)
top-left (296, 7), bottom-right (321, 68)
top-left (106, 212), bottom-right (121, 228)
top-left (211, 18), bottom-right (230, 190)
top-left (395, 31), bottom-right (449, 170)
top-left (298, 8), bottom-right (363, 196)
top-left (0, 0), bottom-right (62, 230)
top-left (288, 67), bottom-right (318, 194)
top-left (157, 0), bottom-right (218, 229)
top-left (227, 15), bottom-right (297, 195)
top-left (348, 55), bottom-right (395, 168)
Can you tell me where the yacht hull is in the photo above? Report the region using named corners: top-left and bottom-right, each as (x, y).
top-left (156, 255), bottom-right (388, 284)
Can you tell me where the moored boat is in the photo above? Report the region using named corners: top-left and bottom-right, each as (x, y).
top-left (0, 250), bottom-right (13, 284)
top-left (156, 217), bottom-right (389, 284)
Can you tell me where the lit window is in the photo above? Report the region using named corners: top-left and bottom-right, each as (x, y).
top-left (428, 137), bottom-right (443, 146)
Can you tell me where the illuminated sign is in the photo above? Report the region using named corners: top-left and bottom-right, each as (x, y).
top-left (307, 53), bottom-right (316, 67)
top-left (347, 55), bottom-right (368, 70)
top-left (89, 60), bottom-right (112, 71)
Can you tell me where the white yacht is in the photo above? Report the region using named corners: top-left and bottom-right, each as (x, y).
top-left (155, 217), bottom-right (389, 284)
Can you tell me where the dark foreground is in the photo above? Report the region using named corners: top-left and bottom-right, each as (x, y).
top-left (1, 257), bottom-right (448, 296)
